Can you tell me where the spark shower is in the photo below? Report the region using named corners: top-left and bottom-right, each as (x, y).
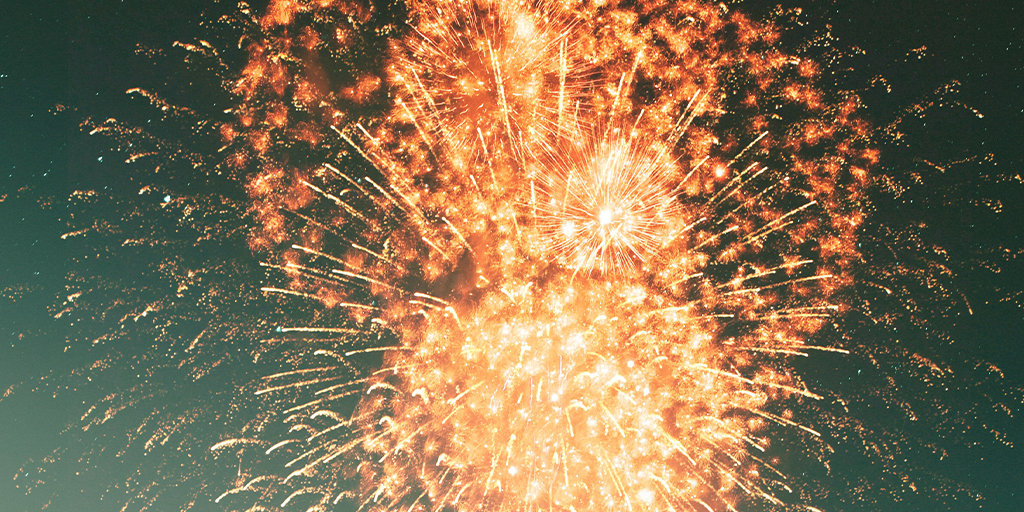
top-left (13, 0), bottom-right (1018, 511)
top-left (235, 0), bottom-right (868, 510)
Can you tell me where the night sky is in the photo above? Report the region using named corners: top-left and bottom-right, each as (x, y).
top-left (2, 1), bottom-right (1023, 511)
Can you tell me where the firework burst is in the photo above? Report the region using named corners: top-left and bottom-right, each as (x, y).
top-left (531, 127), bottom-right (680, 273)
top-left (14, 0), bottom-right (1020, 511)
top-left (230, 0), bottom-right (875, 510)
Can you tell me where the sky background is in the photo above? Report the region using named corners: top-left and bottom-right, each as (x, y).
top-left (2, 0), bottom-right (1023, 510)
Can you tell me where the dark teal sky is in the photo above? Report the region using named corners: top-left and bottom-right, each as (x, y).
top-left (2, 1), bottom-right (1022, 511)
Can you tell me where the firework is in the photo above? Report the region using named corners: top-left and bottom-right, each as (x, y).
top-left (13, 0), bottom-right (1019, 511)
top-left (230, 0), bottom-right (875, 510)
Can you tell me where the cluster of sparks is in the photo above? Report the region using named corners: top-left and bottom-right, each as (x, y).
top-left (207, 0), bottom-right (879, 510)
top-left (6, 0), bottom-right (1019, 508)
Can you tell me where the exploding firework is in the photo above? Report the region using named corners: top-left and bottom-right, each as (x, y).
top-left (232, 0), bottom-right (875, 510)
top-left (8, 0), bottom-right (1021, 511)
